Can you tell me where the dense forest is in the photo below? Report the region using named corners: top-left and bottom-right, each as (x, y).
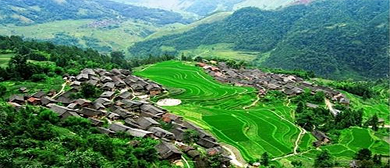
top-left (0, 0), bottom-right (189, 25)
top-left (129, 0), bottom-right (389, 80)
top-left (0, 105), bottom-right (172, 167)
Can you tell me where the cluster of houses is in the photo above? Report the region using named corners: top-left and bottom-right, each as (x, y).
top-left (8, 68), bottom-right (231, 167)
top-left (197, 62), bottom-right (351, 107)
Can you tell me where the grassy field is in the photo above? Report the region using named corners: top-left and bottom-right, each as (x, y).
top-left (0, 76), bottom-right (64, 99)
top-left (135, 61), bottom-right (390, 166)
top-left (181, 43), bottom-right (260, 62)
top-left (0, 53), bottom-right (15, 68)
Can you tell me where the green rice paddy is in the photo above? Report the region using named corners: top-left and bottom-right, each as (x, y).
top-left (135, 61), bottom-right (390, 164)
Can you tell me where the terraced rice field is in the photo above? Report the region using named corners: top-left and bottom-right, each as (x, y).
top-left (0, 53), bottom-right (14, 68)
top-left (135, 61), bottom-right (390, 163)
top-left (135, 61), bottom-right (300, 160)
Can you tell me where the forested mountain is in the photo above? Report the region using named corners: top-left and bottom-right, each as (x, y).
top-left (129, 0), bottom-right (390, 80)
top-left (0, 0), bottom-right (192, 53)
top-left (113, 0), bottom-right (297, 16)
top-left (0, 0), bottom-right (189, 25)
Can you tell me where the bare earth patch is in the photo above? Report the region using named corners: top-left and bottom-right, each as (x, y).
top-left (157, 98), bottom-right (182, 106)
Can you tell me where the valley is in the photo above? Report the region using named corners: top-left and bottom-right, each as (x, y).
top-left (134, 61), bottom-right (390, 167)
top-left (0, 0), bottom-right (389, 167)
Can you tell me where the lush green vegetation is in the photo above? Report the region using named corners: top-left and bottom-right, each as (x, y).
top-left (135, 61), bottom-right (390, 167)
top-left (0, 0), bottom-right (188, 26)
top-left (135, 61), bottom-right (300, 162)
top-left (0, 104), bottom-right (172, 167)
top-left (129, 0), bottom-right (389, 80)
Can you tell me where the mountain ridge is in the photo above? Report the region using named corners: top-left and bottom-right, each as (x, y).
top-left (128, 0), bottom-right (390, 80)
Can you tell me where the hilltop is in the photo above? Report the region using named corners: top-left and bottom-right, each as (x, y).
top-left (112, 0), bottom-right (298, 17)
top-left (129, 0), bottom-right (390, 80)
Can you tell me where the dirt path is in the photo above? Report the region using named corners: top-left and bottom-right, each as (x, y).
top-left (325, 98), bottom-right (339, 116)
top-left (243, 93), bottom-right (261, 109)
top-left (52, 81), bottom-right (68, 99)
top-left (293, 127), bottom-right (306, 154)
top-left (222, 144), bottom-right (247, 168)
top-left (181, 156), bottom-right (190, 168)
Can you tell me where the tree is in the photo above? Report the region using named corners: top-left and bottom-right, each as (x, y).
top-left (373, 154), bottom-right (381, 165)
top-left (314, 150), bottom-right (334, 168)
top-left (260, 152), bottom-right (270, 167)
top-left (296, 101), bottom-right (304, 114)
top-left (291, 160), bottom-right (303, 167)
top-left (183, 129), bottom-right (199, 144)
top-left (0, 85), bottom-right (6, 98)
top-left (354, 148), bottom-right (372, 161)
top-left (371, 114), bottom-right (379, 131)
top-left (111, 51), bottom-right (125, 65)
top-left (80, 83), bottom-right (99, 98)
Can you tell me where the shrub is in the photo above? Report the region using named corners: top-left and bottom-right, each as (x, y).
top-left (30, 74), bottom-right (47, 82)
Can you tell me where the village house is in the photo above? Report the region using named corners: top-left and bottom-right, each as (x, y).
top-left (89, 118), bottom-right (104, 127)
top-left (162, 113), bottom-right (183, 123)
top-left (48, 104), bottom-right (80, 120)
top-left (127, 128), bottom-right (153, 138)
top-left (27, 97), bottom-right (41, 105)
top-left (140, 104), bottom-right (165, 118)
top-left (97, 127), bottom-right (115, 135)
top-left (19, 87), bottom-right (28, 93)
top-left (109, 123), bottom-right (131, 133)
top-left (107, 112), bottom-right (120, 120)
top-left (116, 91), bottom-right (132, 100)
top-left (9, 95), bottom-right (25, 104)
top-left (148, 127), bottom-right (175, 140)
top-left (102, 82), bottom-right (115, 91)
top-left (80, 107), bottom-right (102, 117)
top-left (32, 91), bottom-right (46, 98)
top-left (41, 96), bottom-right (57, 106)
top-left (155, 141), bottom-right (182, 161)
top-left (114, 108), bottom-right (135, 118)
top-left (312, 130), bottom-right (331, 147)
top-left (137, 117), bottom-right (161, 130)
top-left (100, 91), bottom-right (115, 99)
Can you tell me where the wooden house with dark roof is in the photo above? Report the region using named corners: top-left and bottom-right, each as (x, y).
top-left (88, 118), bottom-right (104, 127)
top-left (136, 117), bottom-right (160, 129)
top-left (27, 97), bottom-right (41, 105)
top-left (97, 127), bottom-right (115, 135)
top-left (140, 104), bottom-right (165, 118)
top-left (32, 91), bottom-right (46, 98)
top-left (100, 91), bottom-right (115, 99)
top-left (102, 82), bottom-right (115, 91)
top-left (114, 108), bottom-right (135, 118)
top-left (127, 128), bottom-right (153, 138)
top-left (109, 123), bottom-right (131, 133)
top-left (148, 127), bottom-right (175, 140)
top-left (9, 95), bottom-right (25, 104)
top-left (80, 107), bottom-right (102, 117)
top-left (116, 91), bottom-right (132, 100)
top-left (155, 142), bottom-right (182, 161)
top-left (41, 96), bottom-right (57, 106)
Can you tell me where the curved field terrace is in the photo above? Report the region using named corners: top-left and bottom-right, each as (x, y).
top-left (135, 61), bottom-right (389, 163)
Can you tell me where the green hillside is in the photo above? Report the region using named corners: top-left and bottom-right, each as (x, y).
top-left (129, 0), bottom-right (390, 80)
top-left (0, 0), bottom-right (191, 53)
top-left (135, 61), bottom-right (390, 167)
top-left (0, 0), bottom-right (188, 25)
top-left (112, 0), bottom-right (296, 16)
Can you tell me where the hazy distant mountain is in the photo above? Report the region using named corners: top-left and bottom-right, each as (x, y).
top-left (0, 0), bottom-right (189, 25)
top-left (0, 0), bottom-right (191, 53)
top-left (112, 0), bottom-right (297, 16)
